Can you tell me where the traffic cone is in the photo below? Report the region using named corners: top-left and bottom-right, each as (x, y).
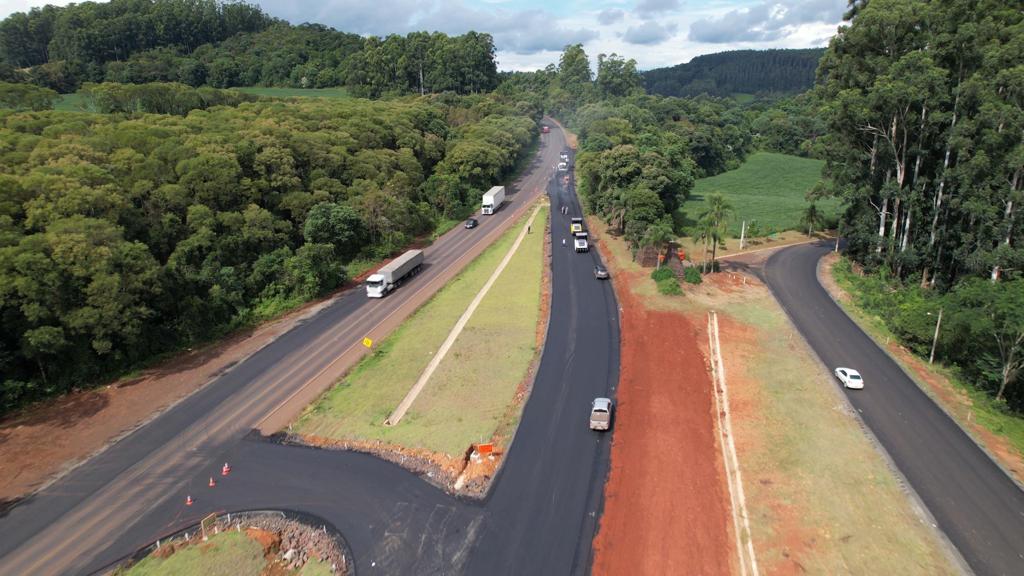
top-left (185, 495), bottom-right (194, 506)
top-left (208, 476), bottom-right (216, 488)
top-left (221, 462), bottom-right (231, 476)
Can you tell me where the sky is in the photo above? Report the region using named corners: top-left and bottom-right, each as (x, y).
top-left (0, 0), bottom-right (848, 71)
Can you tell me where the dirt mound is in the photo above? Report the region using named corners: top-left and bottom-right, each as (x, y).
top-left (246, 527), bottom-right (281, 556)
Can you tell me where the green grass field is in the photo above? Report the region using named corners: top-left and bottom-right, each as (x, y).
top-left (294, 206), bottom-right (547, 456)
top-left (123, 529), bottom-right (331, 576)
top-left (124, 531), bottom-right (265, 576)
top-left (677, 151), bottom-right (835, 237)
top-left (233, 86), bottom-right (350, 99)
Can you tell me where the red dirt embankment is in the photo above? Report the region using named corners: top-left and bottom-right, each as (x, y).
top-left (591, 256), bottom-right (732, 574)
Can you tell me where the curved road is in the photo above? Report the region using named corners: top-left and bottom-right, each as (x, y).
top-left (0, 126), bottom-right (619, 575)
top-left (763, 242), bottom-right (1024, 576)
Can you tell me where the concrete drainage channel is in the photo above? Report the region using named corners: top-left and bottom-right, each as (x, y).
top-left (708, 310), bottom-right (760, 576)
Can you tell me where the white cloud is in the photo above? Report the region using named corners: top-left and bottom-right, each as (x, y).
top-left (635, 0), bottom-right (681, 17)
top-left (597, 8), bottom-right (625, 25)
top-left (689, 0), bottom-right (844, 43)
top-left (622, 21), bottom-right (677, 45)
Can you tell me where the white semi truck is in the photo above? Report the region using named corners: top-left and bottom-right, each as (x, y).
top-left (365, 250), bottom-right (424, 298)
top-left (482, 186), bottom-right (506, 215)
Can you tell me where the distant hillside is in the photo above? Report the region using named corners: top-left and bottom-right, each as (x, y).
top-left (643, 49), bottom-right (825, 98)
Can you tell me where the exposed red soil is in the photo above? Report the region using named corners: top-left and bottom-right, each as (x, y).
top-left (819, 253), bottom-right (1024, 483)
top-left (591, 238), bottom-right (732, 575)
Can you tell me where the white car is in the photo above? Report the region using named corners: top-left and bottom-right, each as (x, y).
top-left (834, 367), bottom-right (864, 389)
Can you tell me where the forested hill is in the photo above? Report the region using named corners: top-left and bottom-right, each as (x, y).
top-left (0, 0), bottom-right (498, 97)
top-left (643, 49), bottom-right (825, 98)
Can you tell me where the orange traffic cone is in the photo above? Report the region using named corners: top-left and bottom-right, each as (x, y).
top-left (185, 495), bottom-right (194, 506)
top-left (208, 476), bottom-right (216, 488)
top-left (221, 462), bottom-right (231, 476)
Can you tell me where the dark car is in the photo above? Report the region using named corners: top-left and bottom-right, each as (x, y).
top-left (465, 218), bottom-right (479, 229)
top-left (594, 265), bottom-right (609, 279)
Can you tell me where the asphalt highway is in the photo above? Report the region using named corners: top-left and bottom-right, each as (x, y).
top-left (763, 242), bottom-right (1024, 576)
top-left (0, 124), bottom-right (620, 575)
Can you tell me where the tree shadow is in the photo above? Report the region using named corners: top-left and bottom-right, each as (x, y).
top-left (0, 387), bottom-right (110, 438)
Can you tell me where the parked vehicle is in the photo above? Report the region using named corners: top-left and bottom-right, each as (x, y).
top-left (590, 398), bottom-right (613, 431)
top-left (465, 218), bottom-right (478, 229)
top-left (594, 265), bottom-right (609, 279)
top-left (365, 250), bottom-right (424, 298)
top-left (834, 367), bottom-right (864, 389)
top-left (570, 217), bottom-right (584, 234)
top-left (482, 186), bottom-right (506, 215)
top-left (574, 232), bottom-right (589, 253)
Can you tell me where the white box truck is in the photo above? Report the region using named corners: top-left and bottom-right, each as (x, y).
top-left (365, 250), bottom-right (424, 298)
top-left (482, 186), bottom-right (506, 215)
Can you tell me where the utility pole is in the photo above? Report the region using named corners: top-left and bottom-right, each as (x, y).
top-left (835, 220), bottom-right (842, 253)
top-left (739, 220), bottom-right (746, 250)
top-left (929, 307), bottom-right (943, 364)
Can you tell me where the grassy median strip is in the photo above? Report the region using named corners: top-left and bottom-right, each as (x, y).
top-left (718, 294), bottom-right (955, 575)
top-left (293, 206), bottom-right (547, 457)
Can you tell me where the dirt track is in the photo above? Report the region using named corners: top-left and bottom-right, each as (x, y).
top-left (591, 246), bottom-right (732, 575)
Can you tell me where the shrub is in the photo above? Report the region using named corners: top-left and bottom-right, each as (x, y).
top-left (651, 267), bottom-right (675, 282)
top-left (684, 267), bottom-right (702, 284)
top-left (656, 277), bottom-right (683, 295)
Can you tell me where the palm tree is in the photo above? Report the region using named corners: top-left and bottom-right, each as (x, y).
top-left (700, 193), bottom-right (732, 271)
top-left (693, 215), bottom-right (713, 273)
top-left (643, 220), bottom-right (675, 268)
top-left (801, 203), bottom-right (822, 237)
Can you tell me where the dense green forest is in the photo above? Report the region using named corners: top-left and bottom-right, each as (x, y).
top-left (0, 0), bottom-right (498, 96)
top-left (499, 45), bottom-right (753, 255)
top-left (643, 49), bottom-right (825, 98)
top-left (817, 0), bottom-right (1023, 410)
top-left (0, 92), bottom-right (537, 413)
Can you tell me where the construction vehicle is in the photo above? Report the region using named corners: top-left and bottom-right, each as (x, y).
top-left (570, 217), bottom-right (584, 234)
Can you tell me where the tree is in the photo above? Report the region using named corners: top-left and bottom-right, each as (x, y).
top-left (802, 203), bottom-right (822, 236)
top-left (947, 279), bottom-right (1024, 402)
top-left (558, 44), bottom-right (593, 103)
top-left (303, 202), bottom-right (366, 260)
top-left (642, 219), bottom-right (675, 268)
top-left (700, 193), bottom-right (732, 271)
top-left (597, 53), bottom-right (642, 98)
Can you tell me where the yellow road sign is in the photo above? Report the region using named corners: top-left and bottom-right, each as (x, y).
top-left (362, 337), bottom-right (373, 348)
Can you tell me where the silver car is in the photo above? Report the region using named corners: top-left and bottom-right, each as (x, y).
top-left (590, 397), bottom-right (613, 431)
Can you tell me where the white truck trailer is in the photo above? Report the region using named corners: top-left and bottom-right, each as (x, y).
top-left (365, 250), bottom-right (424, 298)
top-left (482, 186), bottom-right (506, 215)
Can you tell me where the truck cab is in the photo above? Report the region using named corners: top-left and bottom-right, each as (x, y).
top-left (365, 274), bottom-right (388, 298)
top-left (574, 232), bottom-right (589, 252)
top-left (570, 217), bottom-right (584, 234)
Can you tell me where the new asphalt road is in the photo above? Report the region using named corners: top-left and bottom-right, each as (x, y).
top-left (0, 125), bottom-right (620, 575)
top-left (763, 242), bottom-right (1024, 576)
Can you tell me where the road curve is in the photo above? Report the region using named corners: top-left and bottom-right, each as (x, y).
top-left (763, 242), bottom-right (1024, 576)
top-left (0, 124), bottom-right (619, 576)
